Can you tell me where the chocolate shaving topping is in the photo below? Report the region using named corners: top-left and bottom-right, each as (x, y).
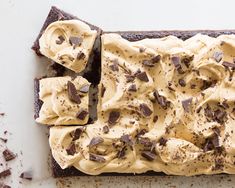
top-left (72, 128), bottom-right (83, 141)
top-left (77, 51), bottom-right (86, 60)
top-left (125, 74), bottom-right (135, 82)
top-left (182, 97), bottom-right (193, 113)
top-left (76, 110), bottom-right (88, 120)
top-left (142, 55), bottom-right (161, 67)
top-left (153, 90), bottom-right (170, 110)
top-left (120, 134), bottom-right (133, 146)
top-left (67, 81), bottom-right (81, 104)
top-left (128, 84), bottom-right (137, 92)
top-left (3, 149), bottom-right (16, 161)
top-left (136, 71), bottom-right (149, 82)
top-left (102, 126), bottom-right (109, 134)
top-left (89, 153), bottom-right (106, 163)
top-left (0, 169), bottom-right (11, 178)
top-left (117, 146), bottom-right (126, 159)
top-left (141, 151), bottom-right (156, 161)
top-left (213, 52), bottom-right (223, 62)
top-left (19, 171), bottom-right (33, 180)
top-left (108, 111), bottom-right (120, 125)
top-left (159, 137), bottom-right (168, 146)
top-left (178, 79), bottom-right (186, 87)
top-left (222, 61), bottom-right (235, 69)
top-left (171, 56), bottom-right (184, 74)
top-left (56, 35), bottom-right (65, 45)
top-left (79, 84), bottom-right (89, 93)
top-left (66, 143), bottom-right (76, 155)
top-left (140, 103), bottom-right (152, 117)
top-left (101, 84), bottom-right (106, 97)
top-left (89, 137), bottom-right (104, 147)
top-left (69, 36), bottom-right (82, 47)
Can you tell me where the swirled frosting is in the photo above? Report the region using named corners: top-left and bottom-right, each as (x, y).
top-left (39, 20), bottom-right (97, 73)
top-left (36, 76), bottom-right (90, 125)
top-left (49, 33), bottom-right (235, 175)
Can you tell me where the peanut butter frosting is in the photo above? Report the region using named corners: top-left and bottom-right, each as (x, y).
top-left (49, 33), bottom-right (235, 175)
top-left (36, 76), bottom-right (90, 125)
top-left (39, 20), bottom-right (97, 73)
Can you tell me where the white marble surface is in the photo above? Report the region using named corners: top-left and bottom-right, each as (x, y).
top-left (0, 0), bottom-right (235, 187)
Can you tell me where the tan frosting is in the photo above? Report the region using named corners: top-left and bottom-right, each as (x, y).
top-left (49, 33), bottom-right (235, 175)
top-left (39, 20), bottom-right (97, 73)
top-left (36, 76), bottom-right (90, 125)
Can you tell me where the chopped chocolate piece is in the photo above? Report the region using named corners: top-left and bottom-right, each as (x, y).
top-left (19, 171), bottom-right (33, 180)
top-left (153, 115), bottom-right (158, 123)
top-left (222, 61), bottom-right (235, 68)
top-left (108, 111), bottom-right (120, 125)
top-left (0, 137), bottom-right (7, 143)
top-left (77, 51), bottom-right (86, 60)
top-left (200, 80), bottom-right (216, 90)
top-left (136, 71), bottom-right (149, 82)
top-left (221, 100), bottom-right (229, 109)
top-left (117, 146), bottom-right (126, 159)
top-left (128, 84), bottom-right (137, 92)
top-left (125, 74), bottom-right (135, 82)
top-left (0, 169), bottom-right (11, 178)
top-left (67, 81), bottom-right (81, 104)
top-left (139, 137), bottom-right (153, 147)
top-left (76, 110), bottom-right (88, 120)
top-left (153, 90), bottom-right (170, 110)
top-left (89, 153), bottom-right (106, 163)
top-left (178, 79), bottom-right (186, 87)
top-left (213, 52), bottom-right (223, 62)
top-left (141, 151), bottom-right (156, 161)
top-left (213, 158), bottom-right (224, 171)
top-left (204, 104), bottom-right (214, 120)
top-left (139, 47), bottom-right (145, 53)
top-left (0, 183), bottom-right (11, 188)
top-left (102, 126), bottom-right (109, 134)
top-left (79, 84), bottom-right (89, 93)
top-left (182, 55), bottom-right (194, 68)
top-left (72, 128), bottom-right (83, 141)
top-left (120, 134), bottom-right (133, 146)
top-left (136, 129), bottom-right (147, 138)
top-left (171, 56), bottom-right (184, 74)
top-left (69, 36), bottom-right (82, 47)
top-left (182, 98), bottom-right (193, 113)
top-left (66, 143), bottom-right (76, 155)
top-left (109, 62), bottom-right (119, 72)
top-left (140, 103), bottom-right (152, 117)
top-left (159, 137), bottom-right (168, 146)
top-left (56, 35), bottom-right (65, 45)
top-left (214, 109), bottom-right (227, 124)
top-left (196, 106), bottom-right (202, 113)
top-left (101, 84), bottom-right (106, 97)
top-left (142, 55), bottom-right (161, 67)
top-left (190, 84), bottom-right (196, 89)
top-left (89, 137), bottom-right (104, 147)
top-left (0, 113), bottom-right (5, 116)
top-left (3, 149), bottom-right (16, 161)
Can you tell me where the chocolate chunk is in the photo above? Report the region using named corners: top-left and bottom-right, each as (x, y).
top-left (89, 137), bottom-right (104, 147)
top-left (203, 128), bottom-right (222, 152)
top-left (56, 35), bottom-right (65, 45)
top-left (79, 84), bottom-right (89, 93)
top-left (136, 129), bottom-right (147, 138)
top-left (125, 74), bottom-right (135, 82)
top-left (140, 103), bottom-right (152, 117)
top-left (182, 97), bottom-right (193, 113)
top-left (0, 113), bottom-right (5, 116)
top-left (3, 149), bottom-right (16, 161)
top-left (117, 146), bottom-right (126, 159)
top-left (0, 137), bottom-right (7, 143)
top-left (0, 183), bottom-right (11, 188)
top-left (182, 55), bottom-right (193, 68)
top-left (141, 151), bottom-right (156, 161)
top-left (222, 61), bottom-right (235, 68)
top-left (139, 137), bottom-right (153, 147)
top-left (221, 100), bottom-right (229, 109)
top-left (120, 134), bottom-right (133, 146)
top-left (153, 115), bottom-right (158, 123)
top-left (0, 169), bottom-right (11, 178)
top-left (101, 84), bottom-right (106, 97)
top-left (76, 110), bottom-right (88, 120)
top-left (77, 51), bottom-right (86, 60)
top-left (69, 36), bottom-right (82, 47)
top-left (190, 84), bottom-right (196, 89)
top-left (171, 56), bottom-right (184, 74)
top-left (19, 171), bottom-right (33, 180)
top-left (213, 158), bottom-right (224, 171)
top-left (204, 104), bottom-right (214, 120)
top-left (89, 153), bottom-right (106, 163)
top-left (128, 84), bottom-right (137, 92)
top-left (178, 79), bottom-right (186, 87)
top-left (109, 62), bottom-right (119, 72)
top-left (213, 52), bottom-right (223, 62)
top-left (67, 81), bottom-right (81, 104)
top-left (139, 47), bottom-right (145, 53)
top-left (108, 111), bottom-right (120, 125)
top-left (72, 128), bottom-right (83, 141)
top-left (142, 55), bottom-right (161, 67)
top-left (214, 109), bottom-right (227, 124)
top-left (153, 90), bottom-right (170, 110)
top-left (136, 71), bottom-right (149, 82)
top-left (200, 80), bottom-right (217, 90)
top-left (102, 126), bottom-right (109, 134)
top-left (159, 137), bottom-right (168, 146)
top-left (66, 143), bottom-right (76, 155)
